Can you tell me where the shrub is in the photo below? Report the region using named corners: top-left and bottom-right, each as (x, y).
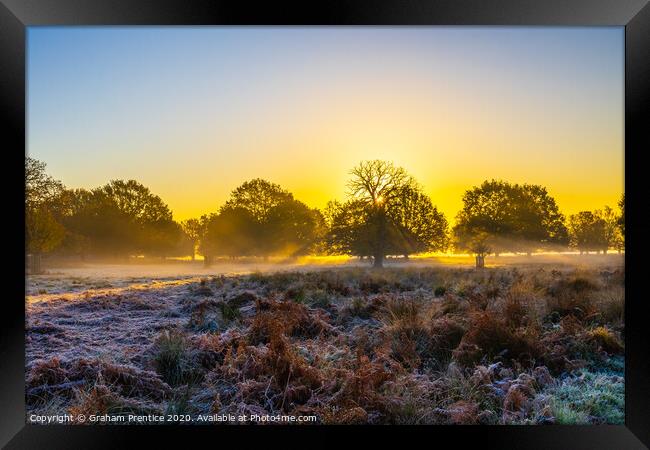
top-left (219, 302), bottom-right (241, 323)
top-left (153, 331), bottom-right (194, 386)
top-left (593, 287), bottom-right (624, 325)
top-left (586, 326), bottom-right (624, 355)
top-left (248, 299), bottom-right (331, 345)
top-left (68, 384), bottom-right (161, 420)
top-left (453, 312), bottom-right (540, 367)
top-left (306, 289), bottom-right (332, 309)
top-left (428, 317), bottom-right (467, 367)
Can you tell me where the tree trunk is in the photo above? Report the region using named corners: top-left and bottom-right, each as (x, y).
top-left (603, 249), bottom-right (607, 255)
top-left (403, 254), bottom-right (409, 261)
top-left (373, 253), bottom-right (384, 268)
top-left (204, 255), bottom-right (212, 267)
top-left (30, 253), bottom-right (42, 275)
top-left (475, 254), bottom-right (485, 269)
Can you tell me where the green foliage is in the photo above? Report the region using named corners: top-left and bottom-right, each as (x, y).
top-left (25, 157), bottom-right (66, 256)
top-left (26, 206), bottom-right (65, 254)
top-left (25, 157), bottom-right (64, 210)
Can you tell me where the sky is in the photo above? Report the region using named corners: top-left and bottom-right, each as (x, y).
top-left (27, 27), bottom-right (624, 223)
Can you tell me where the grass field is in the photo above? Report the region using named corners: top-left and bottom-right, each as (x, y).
top-left (25, 255), bottom-right (624, 425)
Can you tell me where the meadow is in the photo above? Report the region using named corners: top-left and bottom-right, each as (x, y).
top-left (25, 255), bottom-right (624, 425)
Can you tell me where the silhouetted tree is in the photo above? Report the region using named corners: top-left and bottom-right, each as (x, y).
top-left (389, 185), bottom-right (448, 258)
top-left (568, 211), bottom-right (607, 254)
top-left (26, 206), bottom-right (65, 273)
top-left (327, 160), bottom-right (447, 267)
top-left (618, 194), bottom-right (625, 240)
top-left (201, 207), bottom-right (258, 261)
top-left (59, 181), bottom-right (181, 258)
top-left (201, 179), bottom-right (322, 262)
top-left (223, 179), bottom-right (293, 223)
top-left (266, 200), bottom-right (325, 257)
top-left (454, 228), bottom-right (491, 268)
top-left (324, 199), bottom-right (375, 258)
top-left (26, 157), bottom-right (64, 210)
top-left (181, 218), bottom-right (203, 261)
top-left (453, 180), bottom-right (568, 266)
top-left (595, 206), bottom-right (623, 254)
top-left (25, 157), bottom-right (66, 273)
top-left (46, 188), bottom-right (91, 259)
top-left (57, 188), bottom-right (133, 257)
top-left (347, 160), bottom-right (413, 268)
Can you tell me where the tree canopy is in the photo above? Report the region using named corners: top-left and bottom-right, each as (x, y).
top-left (568, 207), bottom-right (623, 254)
top-left (52, 180), bottom-right (183, 258)
top-left (25, 156), bottom-right (624, 268)
top-left (200, 179), bottom-right (323, 261)
top-left (25, 158), bottom-right (68, 272)
top-left (326, 161), bottom-right (448, 267)
top-left (453, 180), bottom-right (568, 259)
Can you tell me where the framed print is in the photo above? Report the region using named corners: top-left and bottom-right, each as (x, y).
top-left (1, 0), bottom-right (649, 448)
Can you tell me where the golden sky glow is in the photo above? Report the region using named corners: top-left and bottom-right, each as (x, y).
top-left (28, 27), bottom-right (624, 223)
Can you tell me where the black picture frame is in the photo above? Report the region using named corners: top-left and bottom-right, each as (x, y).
top-left (2, 1), bottom-right (648, 448)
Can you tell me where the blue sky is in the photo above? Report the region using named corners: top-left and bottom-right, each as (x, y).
top-left (27, 27), bottom-right (624, 221)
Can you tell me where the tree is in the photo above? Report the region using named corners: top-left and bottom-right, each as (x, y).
top-left (58, 188), bottom-right (135, 257)
top-left (347, 160), bottom-right (413, 268)
top-left (206, 179), bottom-right (322, 260)
top-left (98, 180), bottom-right (173, 224)
top-left (201, 207), bottom-right (258, 261)
top-left (618, 194), bottom-right (625, 241)
top-left (47, 188), bottom-right (92, 259)
top-left (453, 228), bottom-right (491, 268)
top-left (58, 181), bottom-right (181, 258)
top-left (568, 211), bottom-right (607, 254)
top-left (181, 218), bottom-right (204, 261)
top-left (328, 160), bottom-right (447, 268)
top-left (25, 157), bottom-right (66, 273)
top-left (223, 178), bottom-right (293, 223)
top-left (388, 185), bottom-right (448, 258)
top-left (26, 206), bottom-right (65, 273)
top-left (453, 180), bottom-right (568, 267)
top-left (266, 200), bottom-right (325, 257)
top-left (26, 157), bottom-right (64, 210)
top-left (323, 199), bottom-right (375, 258)
top-left (595, 206), bottom-right (623, 254)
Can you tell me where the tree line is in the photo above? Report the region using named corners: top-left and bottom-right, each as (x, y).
top-left (26, 157), bottom-right (624, 271)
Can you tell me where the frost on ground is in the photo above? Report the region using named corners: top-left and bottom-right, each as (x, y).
top-left (25, 263), bottom-right (625, 425)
